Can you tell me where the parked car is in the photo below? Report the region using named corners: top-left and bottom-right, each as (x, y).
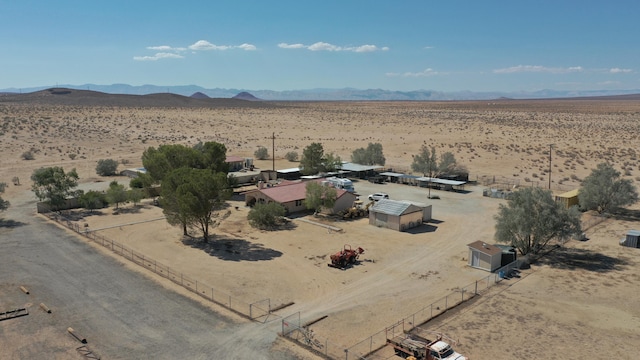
top-left (368, 192), bottom-right (389, 201)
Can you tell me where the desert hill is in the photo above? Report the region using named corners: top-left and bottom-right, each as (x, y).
top-left (232, 91), bottom-right (261, 101)
top-left (0, 88), bottom-right (277, 108)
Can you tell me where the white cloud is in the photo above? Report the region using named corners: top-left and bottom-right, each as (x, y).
top-left (308, 42), bottom-right (341, 51)
top-left (610, 68), bottom-right (632, 73)
top-left (493, 65), bottom-right (583, 74)
top-left (133, 53), bottom-right (184, 61)
top-left (146, 45), bottom-right (186, 51)
top-left (187, 40), bottom-right (256, 51)
top-left (386, 68), bottom-right (441, 77)
top-left (237, 43), bottom-right (257, 51)
top-left (278, 43), bottom-right (306, 49)
top-left (188, 40), bottom-right (229, 51)
top-left (279, 41), bottom-right (388, 52)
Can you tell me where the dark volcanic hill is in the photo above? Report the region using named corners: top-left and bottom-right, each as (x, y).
top-left (232, 92), bottom-right (261, 101)
top-left (0, 88), bottom-right (276, 108)
top-left (190, 92), bottom-right (210, 99)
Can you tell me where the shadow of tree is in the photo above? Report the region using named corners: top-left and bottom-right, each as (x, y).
top-left (182, 237), bottom-right (283, 262)
top-left (611, 208), bottom-right (640, 222)
top-left (0, 218), bottom-right (28, 228)
top-left (538, 247), bottom-right (628, 273)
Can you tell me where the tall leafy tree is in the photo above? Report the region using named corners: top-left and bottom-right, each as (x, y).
top-left (142, 144), bottom-right (201, 182)
top-left (161, 168), bottom-right (231, 242)
top-left (495, 187), bottom-right (582, 255)
top-left (438, 152), bottom-right (457, 174)
top-left (323, 152), bottom-right (342, 173)
top-left (351, 143), bottom-right (386, 166)
top-left (579, 162), bottom-right (639, 214)
top-left (300, 143), bottom-right (325, 175)
top-left (411, 145), bottom-right (437, 177)
top-left (304, 182), bottom-right (338, 214)
top-left (31, 167), bottom-right (79, 211)
top-left (106, 181), bottom-right (128, 209)
top-left (195, 141), bottom-right (229, 173)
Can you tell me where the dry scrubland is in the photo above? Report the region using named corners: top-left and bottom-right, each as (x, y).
top-left (1, 93), bottom-right (640, 359)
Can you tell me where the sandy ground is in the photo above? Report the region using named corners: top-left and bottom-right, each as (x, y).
top-left (2, 99), bottom-right (640, 359)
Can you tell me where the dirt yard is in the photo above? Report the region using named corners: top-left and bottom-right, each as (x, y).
top-left (1, 94), bottom-right (640, 359)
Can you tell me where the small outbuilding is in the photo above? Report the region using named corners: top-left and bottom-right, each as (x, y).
top-left (467, 241), bottom-right (502, 272)
top-left (620, 230), bottom-right (640, 248)
top-left (555, 189), bottom-right (580, 209)
top-left (368, 199), bottom-right (424, 232)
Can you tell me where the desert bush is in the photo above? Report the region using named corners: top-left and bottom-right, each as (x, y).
top-left (285, 151), bottom-right (299, 162)
top-left (254, 146), bottom-right (269, 160)
top-left (69, 153), bottom-right (77, 160)
top-left (21, 151), bottom-right (34, 160)
top-left (129, 177), bottom-right (144, 188)
top-left (96, 159), bottom-right (119, 176)
top-left (248, 202), bottom-right (286, 229)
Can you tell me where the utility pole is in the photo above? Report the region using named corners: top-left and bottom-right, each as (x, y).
top-left (272, 132), bottom-right (275, 171)
top-left (548, 144), bottom-right (554, 189)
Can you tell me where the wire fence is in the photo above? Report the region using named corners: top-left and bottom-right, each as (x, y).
top-left (43, 212), bottom-right (272, 321)
top-left (281, 259), bottom-right (524, 360)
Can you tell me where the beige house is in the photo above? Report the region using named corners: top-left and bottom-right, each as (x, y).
top-left (467, 241), bottom-right (502, 272)
top-left (244, 180), bottom-right (357, 215)
top-left (368, 199), bottom-right (425, 232)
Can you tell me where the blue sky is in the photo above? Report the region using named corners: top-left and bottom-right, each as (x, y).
top-left (1, 1), bottom-right (639, 92)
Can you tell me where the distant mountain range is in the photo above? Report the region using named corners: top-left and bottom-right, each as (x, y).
top-left (2, 83), bottom-right (640, 101)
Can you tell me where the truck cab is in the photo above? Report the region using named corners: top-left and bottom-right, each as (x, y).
top-left (427, 340), bottom-right (466, 360)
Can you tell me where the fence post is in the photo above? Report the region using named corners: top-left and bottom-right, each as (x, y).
top-left (181, 273), bottom-right (183, 285)
top-left (430, 303), bottom-right (433, 318)
top-left (445, 295), bottom-right (448, 310)
top-left (211, 288), bottom-right (214, 301)
top-left (475, 280), bottom-right (478, 294)
top-left (196, 280), bottom-right (198, 293)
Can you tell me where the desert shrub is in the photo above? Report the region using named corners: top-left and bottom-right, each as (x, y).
top-left (79, 190), bottom-right (107, 212)
top-left (248, 202), bottom-right (286, 229)
top-left (254, 146), bottom-right (269, 160)
top-left (96, 159), bottom-right (119, 176)
top-left (21, 151), bottom-right (34, 160)
top-left (69, 153), bottom-right (77, 160)
top-left (285, 151), bottom-right (299, 162)
top-left (129, 177), bottom-right (144, 188)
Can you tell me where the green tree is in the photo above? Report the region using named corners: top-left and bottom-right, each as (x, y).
top-left (96, 158), bottom-right (119, 176)
top-left (351, 143), bottom-right (386, 166)
top-left (106, 181), bottom-right (128, 209)
top-left (31, 167), bottom-right (79, 211)
top-left (161, 168), bottom-right (231, 242)
top-left (494, 187), bottom-right (582, 255)
top-left (247, 202), bottom-right (286, 229)
top-left (579, 162), bottom-right (639, 214)
top-left (195, 141), bottom-right (229, 173)
top-left (285, 151), bottom-right (299, 162)
top-left (304, 182), bottom-right (338, 213)
top-left (300, 143), bottom-right (325, 175)
top-left (254, 146), bottom-right (269, 160)
top-left (79, 190), bottom-right (107, 213)
top-left (128, 188), bottom-right (145, 206)
top-left (323, 152), bottom-right (342, 173)
top-left (438, 152), bottom-right (457, 175)
top-left (411, 145), bottom-right (437, 177)
top-left (142, 144), bottom-right (201, 182)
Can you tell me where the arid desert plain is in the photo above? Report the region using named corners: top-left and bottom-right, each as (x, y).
top-left (1, 89), bottom-right (640, 359)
